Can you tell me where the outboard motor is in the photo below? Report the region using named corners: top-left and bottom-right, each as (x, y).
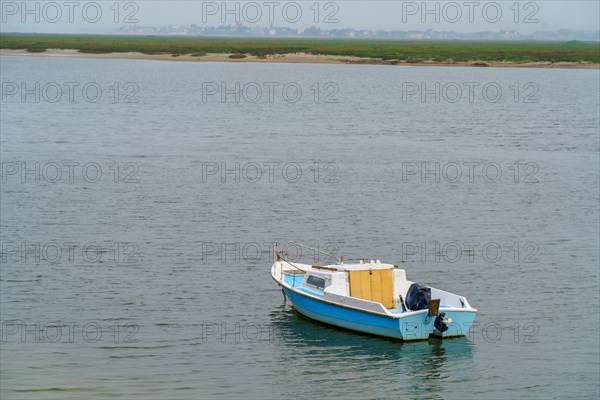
top-left (405, 283), bottom-right (431, 311)
top-left (434, 312), bottom-right (453, 333)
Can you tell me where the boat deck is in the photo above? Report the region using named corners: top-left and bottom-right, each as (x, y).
top-left (282, 272), bottom-right (452, 315)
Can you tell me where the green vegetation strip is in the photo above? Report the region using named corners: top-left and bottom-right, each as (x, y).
top-left (1, 33), bottom-right (599, 63)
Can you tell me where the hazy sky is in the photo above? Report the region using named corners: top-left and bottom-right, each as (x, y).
top-left (1, 1), bottom-right (599, 34)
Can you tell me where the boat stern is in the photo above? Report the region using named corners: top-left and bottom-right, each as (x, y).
top-left (398, 308), bottom-right (477, 341)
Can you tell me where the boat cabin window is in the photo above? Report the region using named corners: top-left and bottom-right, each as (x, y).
top-left (306, 275), bottom-right (325, 290)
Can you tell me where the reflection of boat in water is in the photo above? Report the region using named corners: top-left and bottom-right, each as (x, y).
top-left (269, 305), bottom-right (475, 399)
top-left (271, 243), bottom-right (477, 341)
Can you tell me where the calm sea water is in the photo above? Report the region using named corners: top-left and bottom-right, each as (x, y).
top-left (1, 56), bottom-right (599, 399)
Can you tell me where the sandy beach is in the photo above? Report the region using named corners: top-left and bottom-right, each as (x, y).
top-left (2, 48), bottom-right (598, 69)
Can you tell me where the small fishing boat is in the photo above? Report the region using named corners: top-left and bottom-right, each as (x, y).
top-left (271, 243), bottom-right (477, 341)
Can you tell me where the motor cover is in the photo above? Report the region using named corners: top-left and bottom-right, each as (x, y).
top-left (405, 283), bottom-right (431, 311)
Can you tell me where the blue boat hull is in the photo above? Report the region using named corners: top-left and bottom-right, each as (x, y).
top-left (283, 287), bottom-right (476, 341)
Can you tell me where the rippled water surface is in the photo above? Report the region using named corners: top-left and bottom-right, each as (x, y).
top-left (1, 56), bottom-right (599, 399)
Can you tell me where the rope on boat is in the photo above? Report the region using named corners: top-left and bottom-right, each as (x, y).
top-left (274, 241), bottom-right (341, 288)
top-left (283, 241), bottom-right (342, 263)
top-left (274, 251), bottom-right (306, 288)
top-left (278, 251), bottom-right (324, 263)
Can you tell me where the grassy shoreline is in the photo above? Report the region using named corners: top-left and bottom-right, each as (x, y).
top-left (1, 33), bottom-right (599, 65)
